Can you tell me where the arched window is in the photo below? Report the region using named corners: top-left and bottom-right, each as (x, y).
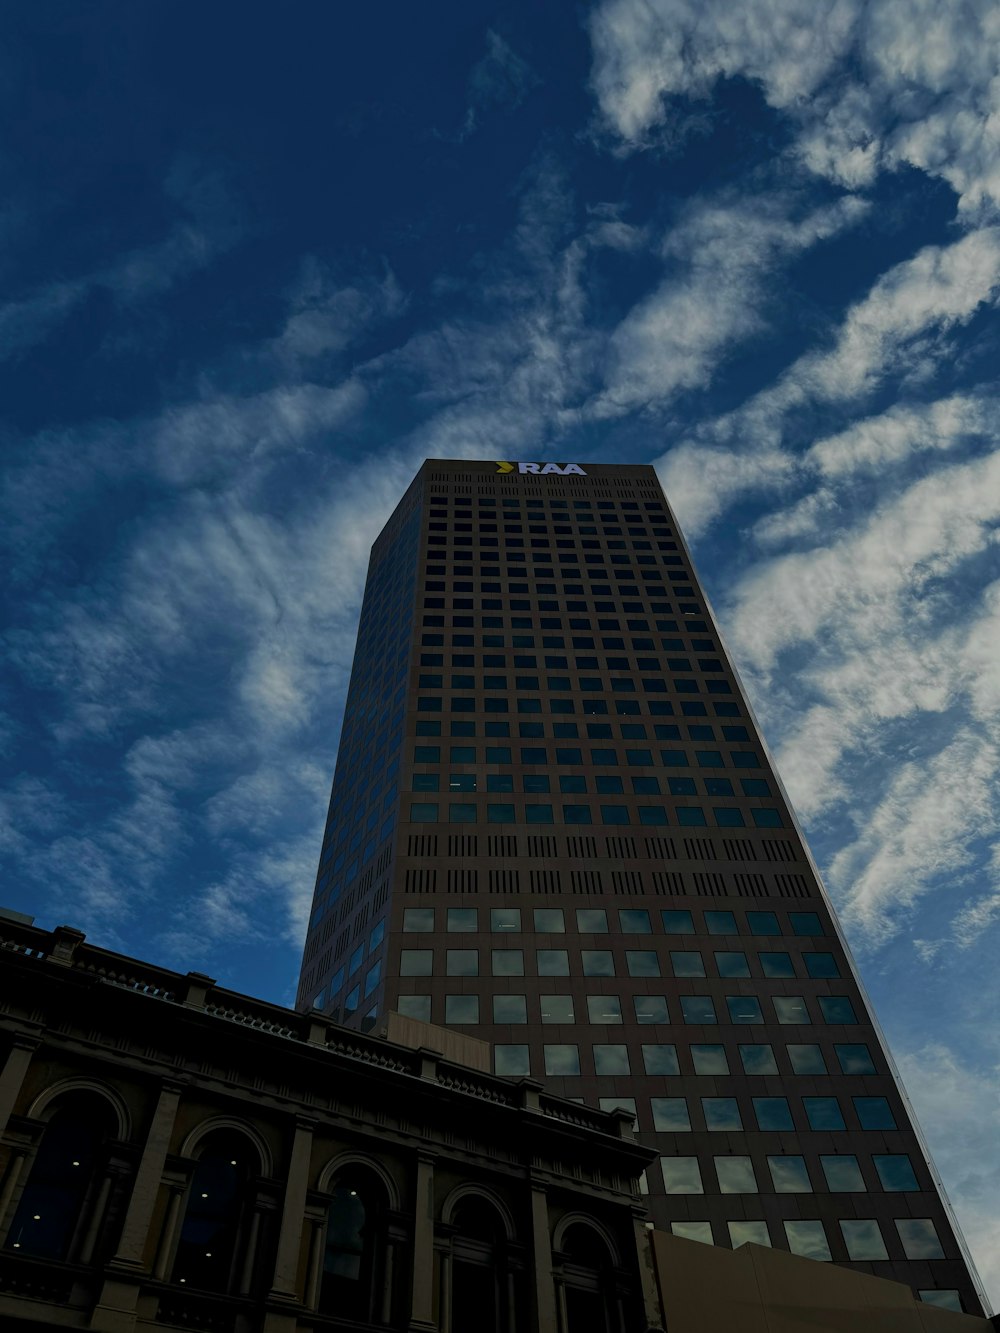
top-left (172, 1131), bottom-right (257, 1294)
top-left (450, 1196), bottom-right (511, 1333)
top-left (5, 1091), bottom-right (114, 1261)
top-left (319, 1166), bottom-right (388, 1322)
top-left (561, 1223), bottom-right (615, 1333)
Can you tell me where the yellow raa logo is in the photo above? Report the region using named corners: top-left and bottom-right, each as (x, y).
top-left (495, 461), bottom-right (587, 475)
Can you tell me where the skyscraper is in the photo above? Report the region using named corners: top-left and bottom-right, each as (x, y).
top-left (297, 459), bottom-right (986, 1316)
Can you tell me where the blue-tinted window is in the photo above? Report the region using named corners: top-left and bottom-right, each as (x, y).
top-left (714, 807), bottom-right (744, 827)
top-left (634, 996), bottom-right (669, 1024)
top-left (759, 952), bottom-right (795, 978)
top-left (753, 1097), bottom-right (794, 1130)
top-left (727, 996), bottom-right (764, 1024)
top-left (412, 774), bottom-right (439, 792)
top-left (702, 1097), bottom-right (742, 1130)
top-left (804, 952), bottom-right (840, 978)
top-left (739, 1044), bottom-right (778, 1075)
top-left (487, 804), bottom-right (515, 823)
top-left (668, 776), bottom-right (697, 795)
top-left (835, 1044), bottom-right (876, 1075)
top-left (751, 808), bottom-right (783, 827)
top-left (410, 802), bottom-right (438, 822)
top-left (804, 1098), bottom-right (846, 1131)
top-left (671, 951), bottom-right (705, 977)
top-left (563, 804), bottom-right (592, 824)
top-left (787, 1044), bottom-right (826, 1074)
top-left (661, 910), bottom-right (694, 934)
top-left (873, 1155), bottom-right (918, 1191)
top-left (601, 805), bottom-right (630, 824)
top-left (704, 910), bottom-right (736, 935)
top-left (677, 807), bottom-right (706, 826)
top-left (853, 1097), bottom-right (896, 1130)
top-left (819, 996), bottom-right (857, 1024)
top-left (680, 996), bottom-right (716, 1024)
top-left (789, 912), bottom-right (824, 936)
top-left (715, 951), bottom-right (750, 978)
top-left (820, 1155), bottom-right (865, 1191)
top-left (746, 911), bottom-right (779, 935)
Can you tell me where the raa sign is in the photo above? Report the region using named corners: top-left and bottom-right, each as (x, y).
top-left (495, 461), bottom-right (587, 475)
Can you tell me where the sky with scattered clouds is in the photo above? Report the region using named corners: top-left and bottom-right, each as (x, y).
top-left (1, 0), bottom-right (998, 1301)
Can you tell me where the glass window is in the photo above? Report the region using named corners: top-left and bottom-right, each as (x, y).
top-left (540, 994), bottom-right (574, 1024)
top-left (582, 950), bottom-right (615, 977)
top-left (716, 1157), bottom-right (757, 1194)
top-left (642, 1044), bottom-right (679, 1075)
top-left (491, 908), bottom-right (521, 932)
top-left (492, 994), bottom-right (527, 1024)
top-left (873, 1155), bottom-right (918, 1192)
top-left (526, 802), bottom-right (554, 823)
top-left (768, 1156), bottom-right (811, 1193)
top-left (445, 995), bottom-right (479, 1024)
top-left (593, 1044), bottom-right (630, 1075)
top-left (727, 996), bottom-right (764, 1024)
top-left (537, 949), bottom-right (570, 976)
top-left (784, 1220), bottom-right (831, 1261)
top-left (400, 950), bottom-right (433, 976)
top-left (447, 908), bottom-right (477, 932)
top-left (450, 745), bottom-right (475, 762)
top-left (840, 1220), bottom-right (888, 1261)
top-left (676, 806), bottom-right (706, 826)
top-left (619, 908), bottom-right (652, 933)
top-left (691, 1044), bottom-right (729, 1075)
top-left (403, 908), bottom-right (434, 933)
top-left (704, 910), bottom-right (736, 935)
top-left (410, 802), bottom-right (439, 822)
top-left (661, 909), bottom-right (694, 934)
top-left (918, 1291), bottom-right (963, 1313)
top-left (544, 1044), bottom-right (581, 1076)
top-left (759, 952), bottom-right (795, 978)
top-left (753, 1097), bottom-right (794, 1130)
top-left (412, 773), bottom-right (440, 792)
top-left (487, 774), bottom-right (514, 792)
top-left (728, 1221), bottom-right (770, 1249)
top-left (787, 1044), bottom-right (827, 1074)
top-left (534, 908), bottom-right (565, 933)
top-left (702, 1098), bottom-right (742, 1131)
top-left (397, 994), bottom-right (431, 1021)
top-left (668, 777), bottom-right (697, 796)
top-left (715, 951), bottom-right (750, 978)
top-left (789, 911), bottom-right (824, 936)
top-left (660, 1158), bottom-right (703, 1195)
top-left (486, 746), bottom-right (511, 763)
top-left (632, 996), bottom-right (668, 1025)
top-left (835, 1044), bottom-right (876, 1075)
top-left (896, 1219), bottom-right (944, 1260)
top-left (681, 996), bottom-right (716, 1024)
top-left (671, 951), bottom-right (705, 977)
top-left (804, 1098), bottom-right (846, 1131)
top-left (414, 745), bottom-right (440, 762)
top-left (599, 1096), bottom-right (637, 1126)
top-left (576, 908), bottom-right (608, 933)
top-left (804, 952), bottom-right (840, 978)
top-left (563, 803), bottom-right (593, 824)
top-left (559, 775), bottom-right (587, 793)
top-left (491, 949), bottom-right (524, 976)
top-left (587, 995), bottom-right (623, 1024)
top-left (626, 951), bottom-right (660, 977)
top-left (601, 804), bottom-right (630, 824)
top-left (714, 807), bottom-right (745, 827)
top-left (746, 911), bottom-right (779, 935)
top-left (773, 996), bottom-right (810, 1025)
top-left (595, 775), bottom-right (624, 795)
top-left (854, 1097), bottom-right (896, 1130)
top-left (495, 1045), bottom-right (530, 1077)
top-left (671, 1221), bottom-right (713, 1244)
top-left (651, 1098), bottom-right (691, 1131)
top-left (449, 802), bottom-right (477, 823)
top-left (739, 1044), bottom-right (778, 1075)
top-left (446, 949), bottom-right (478, 976)
top-left (819, 996), bottom-right (857, 1024)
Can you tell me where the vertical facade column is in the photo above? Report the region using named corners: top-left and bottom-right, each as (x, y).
top-left (152, 1182), bottom-right (185, 1281)
top-left (529, 1182), bottom-right (559, 1333)
top-left (631, 1210), bottom-right (665, 1333)
top-left (304, 1214), bottom-right (325, 1309)
top-left (408, 1150), bottom-right (437, 1331)
top-left (77, 1166), bottom-right (118, 1264)
top-left (268, 1116), bottom-right (315, 1301)
top-left (0, 1037), bottom-right (39, 1137)
top-left (108, 1080), bottom-right (183, 1271)
top-left (0, 1148), bottom-right (28, 1239)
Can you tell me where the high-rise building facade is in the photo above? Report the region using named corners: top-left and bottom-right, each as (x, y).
top-left (297, 459), bottom-right (987, 1316)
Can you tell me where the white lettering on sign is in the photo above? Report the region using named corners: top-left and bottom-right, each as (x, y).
top-left (495, 461), bottom-right (587, 475)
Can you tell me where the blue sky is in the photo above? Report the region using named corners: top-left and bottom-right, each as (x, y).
top-left (1, 0), bottom-right (999, 1298)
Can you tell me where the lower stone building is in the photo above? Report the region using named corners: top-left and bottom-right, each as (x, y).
top-left (0, 919), bottom-right (995, 1333)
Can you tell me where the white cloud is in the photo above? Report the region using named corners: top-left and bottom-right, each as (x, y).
top-left (805, 393), bottom-right (991, 479)
top-left (589, 0), bottom-right (1000, 213)
top-left (896, 1043), bottom-right (1000, 1305)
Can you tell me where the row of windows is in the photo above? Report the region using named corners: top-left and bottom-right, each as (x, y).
top-left (413, 731), bottom-right (755, 755)
top-left (421, 650), bottom-right (717, 668)
top-left (402, 907), bottom-right (822, 936)
top-left (413, 701), bottom-right (740, 723)
top-left (430, 497), bottom-right (666, 508)
top-left (412, 775), bottom-right (769, 798)
top-left (418, 661), bottom-right (725, 682)
top-left (421, 620), bottom-right (708, 645)
top-left (406, 801), bottom-right (783, 828)
top-left (402, 949), bottom-right (827, 982)
top-left (664, 1214), bottom-right (949, 1270)
top-left (398, 987), bottom-right (858, 1026)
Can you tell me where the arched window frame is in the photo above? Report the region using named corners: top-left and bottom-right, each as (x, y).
top-left (309, 1153), bottom-right (401, 1325)
top-left (167, 1122), bottom-right (267, 1297)
top-left (439, 1185), bottom-right (523, 1333)
top-left (2, 1081), bottom-right (130, 1265)
top-left (552, 1214), bottom-right (629, 1333)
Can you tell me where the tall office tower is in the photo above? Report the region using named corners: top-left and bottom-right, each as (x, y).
top-left (297, 460), bottom-right (986, 1315)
